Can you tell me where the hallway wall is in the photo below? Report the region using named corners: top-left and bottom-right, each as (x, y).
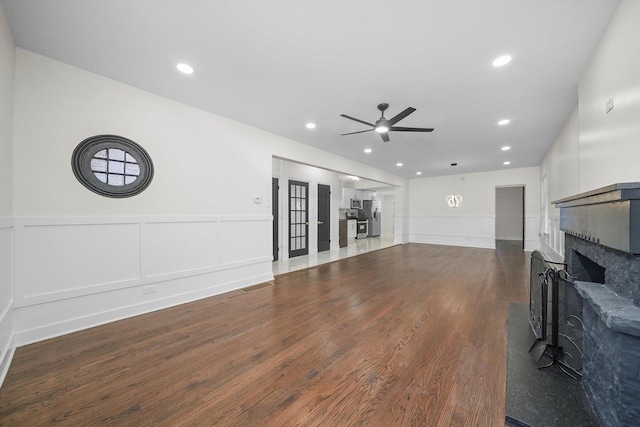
top-left (9, 49), bottom-right (409, 350)
top-left (0, 3), bottom-right (15, 388)
top-left (409, 167), bottom-right (539, 250)
top-left (540, 0), bottom-right (640, 261)
top-left (495, 186), bottom-right (524, 241)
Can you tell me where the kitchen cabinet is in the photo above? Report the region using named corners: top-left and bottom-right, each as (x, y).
top-left (347, 219), bottom-right (357, 240)
top-left (339, 220), bottom-right (347, 247)
top-left (342, 188), bottom-right (366, 209)
top-left (342, 188), bottom-right (355, 209)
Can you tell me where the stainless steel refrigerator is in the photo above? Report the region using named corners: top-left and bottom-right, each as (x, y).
top-left (362, 200), bottom-right (381, 237)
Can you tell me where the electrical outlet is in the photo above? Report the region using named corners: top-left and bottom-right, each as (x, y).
top-left (142, 285), bottom-right (156, 294)
top-left (606, 97), bottom-right (614, 114)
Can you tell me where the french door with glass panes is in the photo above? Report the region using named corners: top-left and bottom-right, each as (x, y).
top-left (289, 180), bottom-right (309, 258)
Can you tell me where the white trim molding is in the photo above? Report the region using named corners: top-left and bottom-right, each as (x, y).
top-left (408, 214), bottom-right (541, 251)
top-left (539, 214), bottom-right (564, 262)
top-left (0, 217), bottom-right (15, 388)
top-left (12, 215), bottom-right (274, 346)
top-left (409, 214), bottom-right (497, 249)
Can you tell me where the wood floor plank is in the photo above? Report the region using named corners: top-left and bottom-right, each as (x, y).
top-left (0, 242), bottom-right (529, 426)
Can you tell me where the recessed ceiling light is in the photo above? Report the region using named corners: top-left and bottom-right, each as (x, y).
top-left (501, 146), bottom-right (511, 151)
top-left (498, 119), bottom-right (510, 126)
top-left (416, 171), bottom-right (422, 175)
top-left (503, 161), bottom-right (511, 165)
top-left (306, 122), bottom-right (316, 129)
top-left (396, 162), bottom-right (403, 167)
top-left (176, 63), bottom-right (194, 74)
top-left (364, 148), bottom-right (372, 153)
top-left (492, 55), bottom-right (512, 67)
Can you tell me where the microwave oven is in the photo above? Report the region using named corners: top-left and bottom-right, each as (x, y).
top-left (351, 198), bottom-right (362, 209)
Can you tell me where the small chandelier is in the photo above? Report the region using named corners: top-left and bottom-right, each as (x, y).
top-left (446, 163), bottom-right (462, 207)
top-left (446, 194), bottom-right (463, 208)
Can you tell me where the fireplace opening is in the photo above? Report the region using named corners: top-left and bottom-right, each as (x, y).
top-left (569, 250), bottom-right (605, 284)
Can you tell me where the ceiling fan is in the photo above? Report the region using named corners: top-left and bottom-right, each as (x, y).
top-left (340, 103), bottom-right (434, 142)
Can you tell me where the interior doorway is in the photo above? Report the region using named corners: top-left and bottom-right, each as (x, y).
top-left (289, 180), bottom-right (309, 258)
top-left (495, 186), bottom-right (525, 250)
top-left (272, 177), bottom-right (279, 261)
top-left (317, 184), bottom-right (331, 252)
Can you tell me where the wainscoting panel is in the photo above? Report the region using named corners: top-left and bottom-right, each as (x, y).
top-left (409, 215), bottom-right (496, 249)
top-left (409, 214), bottom-right (541, 251)
top-left (394, 215), bottom-right (410, 244)
top-left (143, 220), bottom-right (218, 278)
top-left (11, 215), bottom-right (273, 346)
top-left (524, 214), bottom-right (542, 252)
top-left (0, 219), bottom-right (15, 388)
top-left (219, 218), bottom-right (272, 266)
top-left (540, 215), bottom-right (563, 261)
top-left (15, 221), bottom-right (142, 304)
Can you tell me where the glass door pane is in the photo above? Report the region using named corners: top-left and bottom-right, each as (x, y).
top-left (289, 180), bottom-right (309, 258)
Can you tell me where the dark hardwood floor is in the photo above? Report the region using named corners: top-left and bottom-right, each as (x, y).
top-left (0, 242), bottom-right (529, 426)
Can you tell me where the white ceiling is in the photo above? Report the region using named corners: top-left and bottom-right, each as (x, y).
top-left (2, 0), bottom-right (619, 179)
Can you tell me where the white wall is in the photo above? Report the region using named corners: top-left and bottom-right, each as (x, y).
top-left (495, 186), bottom-right (524, 241)
top-left (540, 0), bottom-right (640, 261)
top-left (272, 159), bottom-right (341, 259)
top-left (8, 49), bottom-right (410, 351)
top-left (10, 49), bottom-right (275, 347)
top-left (13, 50), bottom-right (275, 217)
top-left (0, 3), bottom-right (15, 387)
top-left (577, 0), bottom-right (640, 192)
top-left (409, 167), bottom-right (540, 250)
top-left (379, 194), bottom-right (394, 237)
top-left (539, 107), bottom-right (580, 261)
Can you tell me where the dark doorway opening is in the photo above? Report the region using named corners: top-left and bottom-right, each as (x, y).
top-left (495, 186), bottom-right (525, 250)
top-left (272, 177), bottom-right (279, 261)
top-left (318, 184), bottom-right (331, 252)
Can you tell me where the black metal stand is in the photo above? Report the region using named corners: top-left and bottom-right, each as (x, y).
top-left (528, 252), bottom-right (581, 380)
top-left (533, 268), bottom-right (582, 380)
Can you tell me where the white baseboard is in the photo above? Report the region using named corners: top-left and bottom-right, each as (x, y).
top-left (0, 339), bottom-right (15, 389)
top-left (14, 270), bottom-right (273, 347)
top-left (410, 233), bottom-right (495, 249)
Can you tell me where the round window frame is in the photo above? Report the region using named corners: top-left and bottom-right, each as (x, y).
top-left (72, 134), bottom-right (154, 198)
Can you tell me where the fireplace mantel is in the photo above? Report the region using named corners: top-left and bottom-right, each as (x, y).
top-left (553, 182), bottom-right (640, 254)
top-left (552, 184), bottom-right (640, 426)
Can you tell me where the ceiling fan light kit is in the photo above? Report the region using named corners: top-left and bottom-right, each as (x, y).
top-left (340, 103), bottom-right (434, 143)
top-left (375, 122), bottom-right (389, 133)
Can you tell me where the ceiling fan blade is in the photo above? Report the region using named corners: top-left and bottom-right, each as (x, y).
top-left (389, 126), bottom-right (434, 132)
top-left (380, 132), bottom-right (390, 143)
top-left (340, 114), bottom-right (375, 127)
top-left (387, 107), bottom-right (416, 126)
top-left (341, 129), bottom-right (374, 136)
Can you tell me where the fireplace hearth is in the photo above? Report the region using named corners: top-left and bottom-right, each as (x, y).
top-left (507, 184), bottom-right (640, 426)
top-left (554, 183), bottom-right (640, 426)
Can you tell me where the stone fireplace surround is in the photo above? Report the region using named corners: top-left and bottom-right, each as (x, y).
top-left (555, 184), bottom-right (640, 426)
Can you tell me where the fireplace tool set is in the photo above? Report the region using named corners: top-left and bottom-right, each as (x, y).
top-left (529, 251), bottom-right (583, 380)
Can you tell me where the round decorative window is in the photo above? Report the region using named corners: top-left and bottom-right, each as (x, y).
top-left (72, 134), bottom-right (154, 198)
